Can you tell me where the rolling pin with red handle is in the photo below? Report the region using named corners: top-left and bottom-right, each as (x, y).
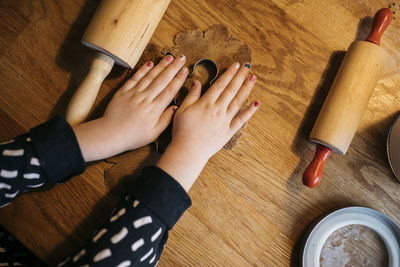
top-left (302, 8), bottom-right (392, 188)
top-left (66, 0), bottom-right (171, 126)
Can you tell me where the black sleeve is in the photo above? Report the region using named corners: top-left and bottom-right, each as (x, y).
top-left (0, 116), bottom-right (85, 207)
top-left (59, 166), bottom-right (192, 267)
top-left (1, 116), bottom-right (191, 266)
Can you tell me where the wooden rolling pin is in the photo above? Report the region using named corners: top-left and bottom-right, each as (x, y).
top-left (303, 8), bottom-right (392, 188)
top-left (66, 0), bottom-right (171, 126)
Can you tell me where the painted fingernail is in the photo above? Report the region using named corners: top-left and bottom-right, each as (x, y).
top-left (250, 75), bottom-right (257, 82)
top-left (173, 107), bottom-right (178, 112)
top-left (166, 55), bottom-right (174, 62)
top-left (146, 61), bottom-right (153, 67)
top-left (179, 54), bottom-right (185, 60)
top-left (254, 101), bottom-right (260, 107)
top-left (245, 63), bottom-right (251, 69)
top-left (235, 63), bottom-right (240, 69)
top-left (192, 81), bottom-right (197, 87)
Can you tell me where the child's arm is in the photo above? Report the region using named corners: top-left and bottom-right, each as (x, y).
top-left (0, 55), bottom-right (188, 207)
top-left (59, 166), bottom-right (189, 267)
top-left (0, 118), bottom-right (85, 207)
top-left (60, 62), bottom-right (258, 267)
top-left (158, 62), bottom-right (258, 191)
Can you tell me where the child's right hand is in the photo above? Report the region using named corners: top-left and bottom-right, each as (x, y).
top-left (157, 62), bottom-right (259, 191)
top-left (73, 55), bottom-right (188, 162)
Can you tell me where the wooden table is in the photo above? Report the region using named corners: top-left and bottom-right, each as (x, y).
top-left (1, 0), bottom-right (400, 266)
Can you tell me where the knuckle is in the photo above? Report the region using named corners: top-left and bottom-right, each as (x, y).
top-left (147, 70), bottom-right (158, 80)
top-left (236, 116), bottom-right (244, 126)
top-left (129, 76), bottom-right (139, 83)
top-left (231, 98), bottom-right (242, 110)
top-left (205, 102), bottom-right (214, 110)
top-left (115, 89), bottom-right (124, 96)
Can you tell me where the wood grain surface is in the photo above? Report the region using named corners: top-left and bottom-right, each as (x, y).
top-left (1, 0), bottom-right (400, 266)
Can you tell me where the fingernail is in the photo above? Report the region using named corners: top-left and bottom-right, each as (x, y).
top-left (254, 101), bottom-right (260, 107)
top-left (166, 55), bottom-right (174, 62)
top-left (181, 67), bottom-right (189, 74)
top-left (179, 54), bottom-right (185, 60)
top-left (173, 107), bottom-right (178, 112)
top-left (192, 81), bottom-right (196, 87)
top-left (250, 75), bottom-right (257, 82)
top-left (235, 63), bottom-right (240, 69)
top-left (245, 63), bottom-right (251, 69)
top-left (146, 61), bottom-right (153, 67)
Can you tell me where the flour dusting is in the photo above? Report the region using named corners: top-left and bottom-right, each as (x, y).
top-left (320, 224), bottom-right (387, 267)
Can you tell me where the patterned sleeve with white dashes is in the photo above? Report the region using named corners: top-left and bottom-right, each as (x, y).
top-left (0, 116), bottom-right (84, 206)
top-left (0, 117), bottom-right (192, 267)
top-left (0, 134), bottom-right (46, 207)
top-left (58, 166), bottom-right (191, 267)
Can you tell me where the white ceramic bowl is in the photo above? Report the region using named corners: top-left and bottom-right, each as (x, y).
top-left (301, 207), bottom-right (400, 267)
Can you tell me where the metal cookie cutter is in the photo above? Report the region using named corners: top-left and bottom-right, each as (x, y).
top-left (172, 57), bottom-right (219, 106)
top-left (190, 58), bottom-right (219, 84)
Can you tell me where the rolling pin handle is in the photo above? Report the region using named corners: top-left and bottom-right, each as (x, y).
top-left (365, 8), bottom-right (393, 46)
top-left (66, 52), bottom-right (114, 126)
top-left (302, 145), bottom-right (333, 188)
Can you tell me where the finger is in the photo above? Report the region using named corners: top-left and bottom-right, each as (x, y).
top-left (227, 74), bottom-right (257, 116)
top-left (134, 55), bottom-right (175, 92)
top-left (155, 66), bottom-right (189, 107)
top-left (120, 61), bottom-right (154, 92)
top-left (203, 62), bottom-right (241, 102)
top-left (155, 105), bottom-right (177, 134)
top-left (145, 55), bottom-right (187, 99)
top-left (179, 80), bottom-right (202, 111)
top-left (230, 100), bottom-right (260, 133)
top-left (217, 63), bottom-right (251, 106)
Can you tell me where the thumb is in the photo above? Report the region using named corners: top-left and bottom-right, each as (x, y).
top-left (155, 105), bottom-right (177, 134)
top-left (179, 80), bottom-right (201, 111)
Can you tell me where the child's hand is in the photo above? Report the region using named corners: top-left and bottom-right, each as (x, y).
top-left (157, 62), bottom-right (259, 191)
top-left (73, 55), bottom-right (188, 162)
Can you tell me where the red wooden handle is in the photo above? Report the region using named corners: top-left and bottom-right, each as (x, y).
top-left (365, 8), bottom-right (393, 46)
top-left (302, 145), bottom-right (333, 188)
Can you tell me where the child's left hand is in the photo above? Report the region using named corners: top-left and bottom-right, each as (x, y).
top-left (73, 55), bottom-right (188, 162)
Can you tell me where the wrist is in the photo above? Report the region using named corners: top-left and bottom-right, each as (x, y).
top-left (156, 141), bottom-right (210, 192)
top-left (168, 141), bottom-right (211, 164)
top-left (73, 118), bottom-right (125, 162)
